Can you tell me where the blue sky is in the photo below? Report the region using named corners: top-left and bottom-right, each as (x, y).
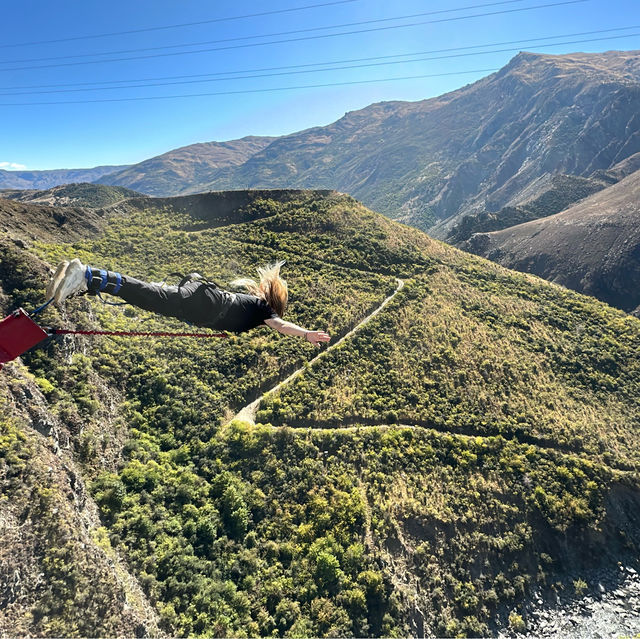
top-left (1, 0), bottom-right (638, 170)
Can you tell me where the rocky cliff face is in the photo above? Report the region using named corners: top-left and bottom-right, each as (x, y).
top-left (0, 363), bottom-right (162, 638)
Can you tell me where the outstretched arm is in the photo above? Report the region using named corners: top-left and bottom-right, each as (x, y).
top-left (264, 317), bottom-right (330, 346)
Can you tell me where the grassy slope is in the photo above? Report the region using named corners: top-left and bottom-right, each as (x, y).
top-left (2, 190), bottom-right (639, 637)
top-left (259, 255), bottom-right (640, 469)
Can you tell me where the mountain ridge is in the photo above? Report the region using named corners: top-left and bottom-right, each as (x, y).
top-left (0, 183), bottom-right (143, 209)
top-left (96, 136), bottom-right (277, 196)
top-left (446, 147), bottom-right (640, 243)
top-left (92, 49), bottom-right (640, 239)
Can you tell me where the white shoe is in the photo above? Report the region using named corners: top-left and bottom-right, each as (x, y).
top-left (46, 260), bottom-right (69, 301)
top-left (54, 258), bottom-right (87, 304)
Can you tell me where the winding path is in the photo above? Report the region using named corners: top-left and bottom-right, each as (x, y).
top-left (228, 276), bottom-right (637, 470)
top-left (232, 278), bottom-right (405, 424)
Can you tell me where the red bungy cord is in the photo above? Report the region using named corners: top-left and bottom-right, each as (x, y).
top-left (48, 328), bottom-right (228, 339)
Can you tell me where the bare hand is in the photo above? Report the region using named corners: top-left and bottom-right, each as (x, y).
top-left (305, 330), bottom-right (330, 346)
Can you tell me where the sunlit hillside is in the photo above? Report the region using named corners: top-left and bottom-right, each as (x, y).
top-left (1, 190), bottom-right (639, 637)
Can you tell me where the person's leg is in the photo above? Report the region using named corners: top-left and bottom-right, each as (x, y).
top-left (86, 267), bottom-right (185, 319)
top-left (51, 259), bottom-right (210, 323)
top-left (52, 259), bottom-right (182, 320)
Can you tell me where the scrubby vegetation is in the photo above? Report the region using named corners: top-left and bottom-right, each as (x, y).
top-left (2, 191), bottom-right (639, 636)
top-left (0, 398), bottom-right (157, 637)
top-left (259, 261), bottom-right (640, 470)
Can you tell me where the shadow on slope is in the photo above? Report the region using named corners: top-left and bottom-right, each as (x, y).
top-left (120, 189), bottom-right (337, 230)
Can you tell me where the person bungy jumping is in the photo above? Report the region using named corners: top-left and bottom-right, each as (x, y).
top-left (47, 258), bottom-right (331, 345)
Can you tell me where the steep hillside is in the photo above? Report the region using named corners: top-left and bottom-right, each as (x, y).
top-left (98, 136), bottom-right (276, 196)
top-left (0, 197), bottom-right (105, 244)
top-left (0, 183), bottom-right (143, 208)
top-left (0, 165), bottom-right (128, 190)
top-left (1, 190), bottom-right (640, 637)
top-left (0, 220), bottom-right (161, 637)
top-left (462, 168), bottom-right (640, 314)
top-left (597, 149), bottom-right (640, 182)
top-left (92, 50), bottom-right (640, 235)
top-left (0, 367), bottom-right (162, 637)
top-left (448, 151), bottom-right (640, 243)
top-left (447, 173), bottom-right (610, 243)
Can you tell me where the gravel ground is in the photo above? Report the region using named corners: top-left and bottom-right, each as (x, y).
top-left (499, 566), bottom-right (640, 638)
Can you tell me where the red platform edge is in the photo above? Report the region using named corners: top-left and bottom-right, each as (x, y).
top-left (0, 308), bottom-right (49, 366)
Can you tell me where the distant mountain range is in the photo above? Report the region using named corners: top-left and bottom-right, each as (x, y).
top-left (0, 165), bottom-right (128, 190)
top-left (5, 50), bottom-right (639, 239)
top-left (188, 50), bottom-right (640, 236)
top-left (98, 49), bottom-right (639, 236)
top-left (98, 136), bottom-right (276, 196)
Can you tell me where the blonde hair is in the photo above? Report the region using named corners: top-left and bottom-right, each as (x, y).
top-left (231, 261), bottom-right (288, 317)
